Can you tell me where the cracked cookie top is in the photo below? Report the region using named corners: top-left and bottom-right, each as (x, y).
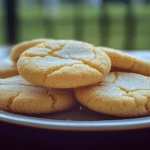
top-left (17, 40), bottom-right (111, 88)
top-left (100, 47), bottom-right (150, 76)
top-left (0, 75), bottom-right (76, 114)
top-left (0, 57), bottom-right (19, 78)
top-left (75, 72), bottom-right (150, 117)
top-left (11, 38), bottom-right (54, 63)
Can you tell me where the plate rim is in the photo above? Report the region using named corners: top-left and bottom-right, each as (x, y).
top-left (0, 110), bottom-right (150, 131)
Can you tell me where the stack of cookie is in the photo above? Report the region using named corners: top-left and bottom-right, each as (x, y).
top-left (0, 39), bottom-right (150, 117)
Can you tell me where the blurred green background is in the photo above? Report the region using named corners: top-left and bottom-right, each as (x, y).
top-left (0, 0), bottom-right (150, 50)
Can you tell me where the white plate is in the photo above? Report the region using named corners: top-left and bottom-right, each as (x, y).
top-left (0, 47), bottom-right (150, 131)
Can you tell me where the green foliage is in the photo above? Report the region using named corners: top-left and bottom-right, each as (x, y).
top-left (1, 4), bottom-right (150, 50)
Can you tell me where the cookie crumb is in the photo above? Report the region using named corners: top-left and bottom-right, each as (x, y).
top-left (80, 107), bottom-right (82, 110)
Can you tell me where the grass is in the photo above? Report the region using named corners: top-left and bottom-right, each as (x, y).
top-left (0, 3), bottom-right (150, 50)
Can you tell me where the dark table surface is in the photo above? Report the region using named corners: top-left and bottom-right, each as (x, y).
top-left (1, 120), bottom-right (150, 150)
top-left (1, 46), bottom-right (150, 150)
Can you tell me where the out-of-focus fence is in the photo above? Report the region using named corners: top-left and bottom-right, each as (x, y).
top-left (1, 0), bottom-right (150, 50)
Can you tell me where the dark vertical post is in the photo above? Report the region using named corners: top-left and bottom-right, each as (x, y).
top-left (73, 1), bottom-right (84, 41)
top-left (3, 0), bottom-right (18, 45)
top-left (124, 4), bottom-right (136, 50)
top-left (98, 2), bottom-right (110, 46)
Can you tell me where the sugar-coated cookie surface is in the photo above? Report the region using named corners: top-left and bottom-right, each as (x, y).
top-left (100, 47), bottom-right (150, 76)
top-left (0, 75), bottom-right (76, 114)
top-left (75, 72), bottom-right (150, 117)
top-left (17, 40), bottom-right (111, 88)
top-left (11, 38), bottom-right (54, 63)
top-left (0, 57), bottom-right (19, 78)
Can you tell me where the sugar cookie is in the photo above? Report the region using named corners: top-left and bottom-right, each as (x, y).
top-left (11, 38), bottom-right (54, 63)
top-left (17, 40), bottom-right (111, 88)
top-left (100, 47), bottom-right (150, 76)
top-left (0, 75), bottom-right (76, 114)
top-left (0, 57), bottom-right (19, 78)
top-left (75, 72), bottom-right (150, 117)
